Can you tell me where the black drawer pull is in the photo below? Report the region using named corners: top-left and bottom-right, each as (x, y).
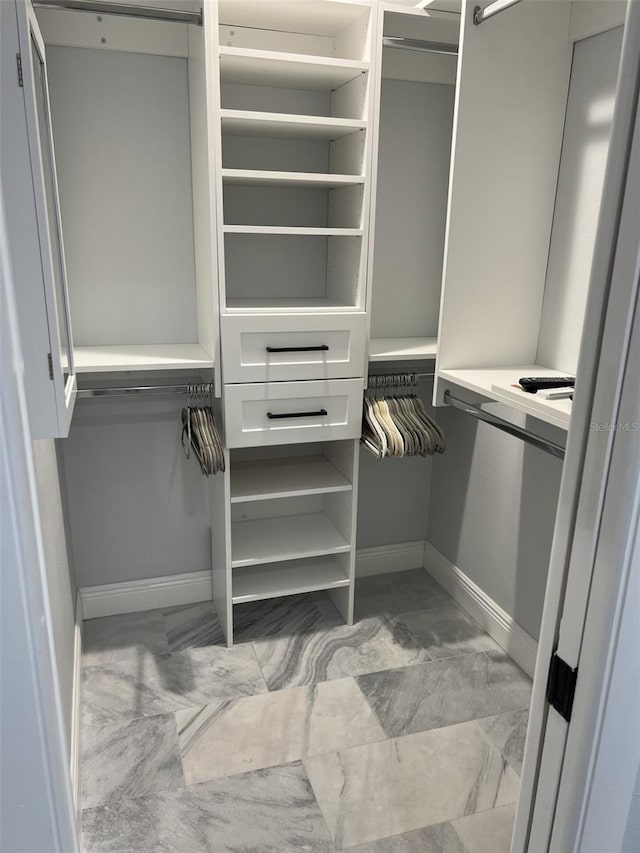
top-left (267, 409), bottom-right (328, 420)
top-left (266, 345), bottom-right (329, 353)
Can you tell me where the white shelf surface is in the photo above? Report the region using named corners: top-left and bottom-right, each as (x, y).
top-left (439, 365), bottom-right (573, 430)
top-left (73, 344), bottom-right (214, 373)
top-left (369, 337), bottom-right (437, 362)
top-left (219, 47), bottom-right (368, 90)
top-left (225, 297), bottom-right (358, 314)
top-left (231, 455), bottom-right (352, 503)
top-left (232, 556), bottom-right (350, 604)
top-left (223, 225), bottom-right (363, 236)
top-left (221, 168), bottom-right (364, 188)
top-left (231, 512), bottom-right (350, 568)
top-left (220, 110), bottom-right (367, 140)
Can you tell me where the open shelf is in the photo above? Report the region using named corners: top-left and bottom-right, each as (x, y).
top-left (369, 337), bottom-right (438, 362)
top-left (439, 365), bottom-right (573, 430)
top-left (225, 297), bottom-right (357, 314)
top-left (219, 47), bottom-right (368, 90)
top-left (232, 556), bottom-right (349, 604)
top-left (220, 110), bottom-right (367, 141)
top-left (231, 512), bottom-right (350, 568)
top-left (231, 455), bottom-right (352, 503)
top-left (73, 344), bottom-right (214, 373)
top-left (221, 169), bottom-right (364, 188)
top-left (223, 225), bottom-right (363, 236)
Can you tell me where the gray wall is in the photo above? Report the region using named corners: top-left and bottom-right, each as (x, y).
top-left (427, 405), bottom-right (564, 640)
top-left (31, 439), bottom-right (77, 752)
top-left (622, 765), bottom-right (640, 853)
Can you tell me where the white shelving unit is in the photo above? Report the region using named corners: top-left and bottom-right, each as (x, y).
top-left (221, 169), bottom-right (365, 188)
top-left (232, 557), bottom-right (350, 604)
top-left (218, 46), bottom-right (368, 90)
top-left (231, 455), bottom-right (352, 502)
top-left (369, 337), bottom-right (437, 362)
top-left (73, 344), bottom-right (214, 374)
top-left (221, 109), bottom-right (367, 140)
top-left (231, 512), bottom-right (350, 568)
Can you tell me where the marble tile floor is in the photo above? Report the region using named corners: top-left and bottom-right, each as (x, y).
top-left (80, 570), bottom-right (532, 853)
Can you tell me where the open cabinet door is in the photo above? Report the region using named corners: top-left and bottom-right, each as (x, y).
top-left (5, 0), bottom-right (76, 437)
top-left (514, 4), bottom-right (640, 850)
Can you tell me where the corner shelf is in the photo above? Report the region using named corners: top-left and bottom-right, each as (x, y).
top-left (221, 168), bottom-right (364, 188)
top-left (232, 556), bottom-right (349, 604)
top-left (231, 512), bottom-right (351, 568)
top-left (439, 365), bottom-right (572, 430)
top-left (369, 337), bottom-right (437, 362)
top-left (231, 455), bottom-right (352, 503)
top-left (73, 344), bottom-right (214, 373)
top-left (220, 110), bottom-right (367, 141)
top-left (219, 46), bottom-right (368, 90)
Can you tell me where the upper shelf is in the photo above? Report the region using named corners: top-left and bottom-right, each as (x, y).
top-left (223, 225), bottom-right (363, 236)
top-left (73, 344), bottom-right (214, 373)
top-left (220, 110), bottom-right (367, 141)
top-left (221, 169), bottom-right (364, 188)
top-left (439, 365), bottom-right (572, 430)
top-left (219, 47), bottom-right (368, 90)
top-left (369, 337), bottom-right (437, 362)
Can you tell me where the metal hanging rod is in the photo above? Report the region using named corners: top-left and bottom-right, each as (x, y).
top-left (33, 0), bottom-right (202, 26)
top-left (77, 382), bottom-right (212, 399)
top-left (473, 0), bottom-right (523, 26)
top-left (382, 36), bottom-right (458, 56)
top-left (444, 390), bottom-right (566, 460)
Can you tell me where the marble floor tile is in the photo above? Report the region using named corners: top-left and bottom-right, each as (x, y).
top-left (345, 822), bottom-right (465, 853)
top-left (397, 603), bottom-right (501, 660)
top-left (163, 602), bottom-right (225, 652)
top-left (82, 644), bottom-right (268, 727)
top-left (357, 650), bottom-right (531, 738)
top-left (354, 570), bottom-right (451, 620)
top-left (449, 803), bottom-right (517, 853)
top-left (82, 714), bottom-right (183, 809)
top-left (82, 762), bottom-right (333, 853)
top-left (233, 592), bottom-right (342, 644)
top-left (176, 677), bottom-right (386, 784)
top-left (82, 610), bottom-right (168, 668)
top-left (305, 721), bottom-right (519, 849)
top-left (252, 615), bottom-right (431, 691)
top-left (478, 708), bottom-right (529, 776)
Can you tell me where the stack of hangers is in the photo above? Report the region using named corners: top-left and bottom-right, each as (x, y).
top-left (362, 374), bottom-right (445, 459)
top-left (181, 384), bottom-right (225, 476)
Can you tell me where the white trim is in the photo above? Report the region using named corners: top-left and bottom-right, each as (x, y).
top-left (80, 571), bottom-right (213, 620)
top-left (79, 541), bottom-right (427, 620)
top-left (69, 592), bottom-right (82, 835)
top-left (423, 541), bottom-right (538, 677)
top-left (355, 540), bottom-right (426, 577)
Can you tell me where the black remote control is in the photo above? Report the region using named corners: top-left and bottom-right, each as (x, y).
top-left (519, 376), bottom-right (575, 394)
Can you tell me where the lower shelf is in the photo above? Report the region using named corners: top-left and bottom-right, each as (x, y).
top-left (232, 556), bottom-right (350, 604)
top-left (231, 512), bottom-right (351, 568)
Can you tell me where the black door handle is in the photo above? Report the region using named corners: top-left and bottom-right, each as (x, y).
top-left (267, 409), bottom-right (328, 420)
top-left (266, 345), bottom-right (329, 353)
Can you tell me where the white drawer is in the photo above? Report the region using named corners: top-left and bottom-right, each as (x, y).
top-left (221, 314), bottom-right (367, 383)
top-left (223, 379), bottom-right (363, 448)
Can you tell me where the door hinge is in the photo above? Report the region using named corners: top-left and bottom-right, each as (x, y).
top-left (47, 353), bottom-right (54, 380)
top-left (547, 652), bottom-right (578, 723)
top-left (16, 53), bottom-right (23, 87)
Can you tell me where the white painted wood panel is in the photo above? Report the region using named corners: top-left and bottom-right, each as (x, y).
top-left (537, 26), bottom-right (623, 375)
top-left (221, 169), bottom-right (364, 187)
top-left (221, 312), bottom-right (367, 382)
top-left (219, 47), bottom-right (368, 90)
top-left (435, 1), bottom-right (573, 384)
top-left (368, 337), bottom-right (437, 362)
top-left (232, 557), bottom-right (350, 603)
top-left (221, 110), bottom-right (367, 139)
top-left (46, 46), bottom-right (198, 346)
top-left (218, 1), bottom-right (373, 42)
top-left (223, 378), bottom-right (363, 447)
top-left (73, 344), bottom-right (213, 373)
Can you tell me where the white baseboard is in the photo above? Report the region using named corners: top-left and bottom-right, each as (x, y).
top-left (356, 540), bottom-right (426, 577)
top-left (79, 541), bottom-right (425, 620)
top-left (423, 541), bottom-right (538, 678)
top-left (80, 571), bottom-right (213, 620)
top-left (70, 592), bottom-right (83, 834)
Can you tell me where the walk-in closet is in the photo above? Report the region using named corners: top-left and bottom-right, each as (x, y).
top-left (2, 0), bottom-right (638, 850)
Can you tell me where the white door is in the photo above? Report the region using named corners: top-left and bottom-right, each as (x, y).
top-left (513, 4), bottom-right (640, 850)
top-left (14, 0), bottom-right (77, 435)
